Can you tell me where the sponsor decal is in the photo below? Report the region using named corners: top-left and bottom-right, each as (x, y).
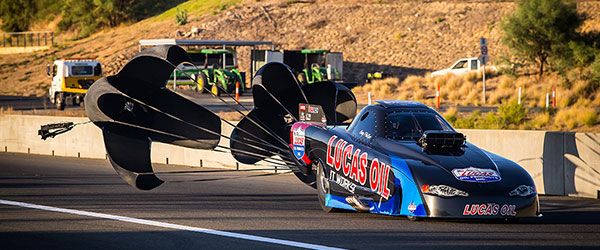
top-left (326, 135), bottom-right (391, 199)
top-left (292, 126), bottom-right (306, 159)
top-left (408, 203), bottom-right (417, 213)
top-left (299, 104), bottom-right (306, 112)
top-left (462, 204), bottom-right (516, 216)
top-left (452, 167), bottom-right (501, 183)
top-left (299, 103), bottom-right (325, 124)
top-left (330, 170), bottom-right (356, 193)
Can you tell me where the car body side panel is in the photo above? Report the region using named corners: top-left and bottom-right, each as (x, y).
top-left (388, 154), bottom-right (426, 217)
top-left (325, 194), bottom-right (357, 211)
top-left (302, 123), bottom-right (414, 216)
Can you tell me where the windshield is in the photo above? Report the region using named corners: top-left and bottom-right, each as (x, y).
top-left (452, 60), bottom-right (467, 69)
top-left (206, 54), bottom-right (221, 67)
top-left (385, 111), bottom-right (453, 140)
top-left (71, 65), bottom-right (93, 76)
top-left (188, 53), bottom-right (206, 64)
top-left (224, 54), bottom-right (234, 67)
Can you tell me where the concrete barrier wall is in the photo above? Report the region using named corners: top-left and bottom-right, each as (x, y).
top-left (0, 114), bottom-right (283, 172)
top-left (1, 114), bottom-right (598, 198)
top-left (459, 129), bottom-right (600, 198)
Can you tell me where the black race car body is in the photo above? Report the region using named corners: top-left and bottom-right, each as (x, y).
top-left (82, 45), bottom-right (540, 220)
top-left (290, 101), bottom-right (541, 219)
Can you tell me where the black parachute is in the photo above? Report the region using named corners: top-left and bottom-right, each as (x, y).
top-left (84, 45), bottom-right (356, 190)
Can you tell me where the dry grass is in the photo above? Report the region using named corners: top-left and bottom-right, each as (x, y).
top-left (353, 71), bottom-right (496, 107)
top-left (553, 107), bottom-right (598, 130)
top-left (529, 112), bottom-right (551, 129)
top-left (352, 66), bottom-right (600, 132)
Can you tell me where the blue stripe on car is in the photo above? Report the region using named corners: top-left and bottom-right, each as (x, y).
top-left (387, 152), bottom-right (427, 217)
top-left (325, 194), bottom-right (356, 211)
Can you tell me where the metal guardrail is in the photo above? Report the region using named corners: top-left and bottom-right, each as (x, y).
top-left (1, 31), bottom-right (53, 48)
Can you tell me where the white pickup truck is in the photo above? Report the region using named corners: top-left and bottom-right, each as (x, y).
top-left (430, 57), bottom-right (496, 78)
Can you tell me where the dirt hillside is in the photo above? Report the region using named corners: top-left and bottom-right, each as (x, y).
top-left (1, 0), bottom-right (599, 96)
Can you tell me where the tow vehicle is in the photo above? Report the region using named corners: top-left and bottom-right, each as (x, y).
top-left (170, 49), bottom-right (244, 96)
top-left (46, 58), bottom-right (101, 110)
top-left (283, 49), bottom-right (342, 85)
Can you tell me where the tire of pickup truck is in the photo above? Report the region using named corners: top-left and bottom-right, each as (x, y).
top-left (55, 93), bottom-right (65, 110)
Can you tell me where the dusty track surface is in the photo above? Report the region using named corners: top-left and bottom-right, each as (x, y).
top-left (1, 152), bottom-right (600, 249)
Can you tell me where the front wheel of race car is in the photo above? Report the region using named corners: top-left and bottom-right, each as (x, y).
top-left (316, 160), bottom-right (340, 213)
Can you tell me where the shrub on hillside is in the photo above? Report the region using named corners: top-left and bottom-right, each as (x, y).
top-left (592, 54), bottom-right (600, 83)
top-left (496, 56), bottom-right (520, 78)
top-left (499, 100), bottom-right (527, 126)
top-left (57, 0), bottom-right (184, 38)
top-left (175, 8), bottom-right (188, 25)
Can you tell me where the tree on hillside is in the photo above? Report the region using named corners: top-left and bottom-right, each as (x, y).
top-left (58, 0), bottom-right (182, 38)
top-left (0, 0), bottom-right (37, 32)
top-left (501, 0), bottom-right (582, 76)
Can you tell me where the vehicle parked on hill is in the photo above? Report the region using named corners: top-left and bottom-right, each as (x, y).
top-left (366, 71), bottom-right (389, 83)
top-left (251, 48), bottom-right (348, 86)
top-left (431, 57), bottom-right (497, 78)
top-left (284, 49), bottom-right (342, 85)
top-left (46, 58), bottom-right (101, 110)
top-left (171, 49), bottom-right (245, 96)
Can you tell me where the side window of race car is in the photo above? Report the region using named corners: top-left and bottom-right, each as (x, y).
top-left (348, 109), bottom-right (376, 145)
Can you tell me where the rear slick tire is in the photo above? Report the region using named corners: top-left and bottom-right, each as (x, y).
top-left (316, 160), bottom-right (340, 213)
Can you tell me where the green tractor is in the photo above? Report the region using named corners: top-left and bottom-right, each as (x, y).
top-left (170, 49), bottom-right (245, 96)
top-left (283, 49), bottom-right (341, 85)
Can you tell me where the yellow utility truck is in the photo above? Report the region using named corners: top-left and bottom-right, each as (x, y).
top-left (47, 58), bottom-right (102, 110)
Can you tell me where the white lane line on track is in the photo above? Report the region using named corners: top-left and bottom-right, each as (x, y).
top-left (0, 199), bottom-right (345, 250)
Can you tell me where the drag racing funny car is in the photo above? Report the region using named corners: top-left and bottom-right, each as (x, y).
top-left (290, 101), bottom-right (540, 220)
top-left (72, 45), bottom-right (540, 221)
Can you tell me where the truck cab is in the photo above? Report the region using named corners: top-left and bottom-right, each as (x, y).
top-left (47, 58), bottom-right (101, 110)
top-left (430, 57), bottom-right (496, 78)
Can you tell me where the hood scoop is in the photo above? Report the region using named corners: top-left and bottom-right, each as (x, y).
top-left (418, 131), bottom-right (466, 155)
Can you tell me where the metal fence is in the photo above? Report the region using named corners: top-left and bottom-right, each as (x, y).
top-left (1, 31), bottom-right (53, 48)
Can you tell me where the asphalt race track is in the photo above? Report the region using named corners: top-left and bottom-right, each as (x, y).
top-left (1, 152), bottom-right (599, 249)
